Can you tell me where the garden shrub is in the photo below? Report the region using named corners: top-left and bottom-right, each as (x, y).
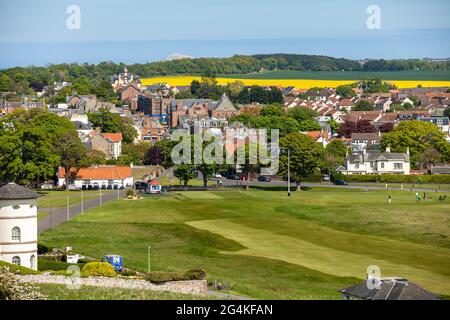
top-left (37, 258), bottom-right (85, 271)
top-left (0, 267), bottom-right (45, 300)
top-left (81, 262), bottom-right (116, 278)
top-left (345, 174), bottom-right (450, 184)
top-left (184, 269), bottom-right (206, 280)
top-left (145, 269), bottom-right (206, 284)
top-left (37, 243), bottom-right (52, 254)
top-left (120, 270), bottom-right (138, 277)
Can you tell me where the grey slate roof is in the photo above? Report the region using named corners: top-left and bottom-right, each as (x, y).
top-left (213, 93), bottom-right (237, 112)
top-left (340, 279), bottom-right (439, 300)
top-left (431, 166), bottom-right (450, 174)
top-left (0, 182), bottom-right (40, 200)
top-left (346, 151), bottom-right (409, 163)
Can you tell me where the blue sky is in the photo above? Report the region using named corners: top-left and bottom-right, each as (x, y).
top-left (0, 0), bottom-right (449, 67)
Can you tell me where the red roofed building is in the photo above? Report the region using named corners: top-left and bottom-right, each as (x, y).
top-left (91, 130), bottom-right (123, 160)
top-left (57, 166), bottom-right (133, 190)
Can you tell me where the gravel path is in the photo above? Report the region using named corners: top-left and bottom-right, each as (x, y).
top-left (19, 274), bottom-right (208, 296)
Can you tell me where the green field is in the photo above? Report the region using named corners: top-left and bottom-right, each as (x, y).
top-left (219, 70), bottom-right (450, 81)
top-left (37, 190), bottom-right (112, 208)
top-left (39, 188), bottom-right (450, 299)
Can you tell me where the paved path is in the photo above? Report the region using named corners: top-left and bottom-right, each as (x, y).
top-left (38, 190), bottom-right (124, 234)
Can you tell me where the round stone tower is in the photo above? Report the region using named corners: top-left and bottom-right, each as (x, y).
top-left (0, 183), bottom-right (40, 270)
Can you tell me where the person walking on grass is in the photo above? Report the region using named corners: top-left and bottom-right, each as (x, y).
top-left (388, 195), bottom-right (392, 204)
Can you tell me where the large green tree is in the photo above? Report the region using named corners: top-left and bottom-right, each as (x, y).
top-left (279, 133), bottom-right (325, 190)
top-left (381, 121), bottom-right (450, 168)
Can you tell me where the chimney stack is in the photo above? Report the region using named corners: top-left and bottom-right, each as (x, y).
top-left (386, 145), bottom-right (391, 153)
top-left (406, 147), bottom-right (410, 156)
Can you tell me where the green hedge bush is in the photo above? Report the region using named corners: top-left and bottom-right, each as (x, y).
top-left (0, 261), bottom-right (39, 275)
top-left (345, 174), bottom-right (450, 184)
top-left (38, 258), bottom-right (85, 271)
top-left (145, 269), bottom-right (206, 284)
top-left (81, 262), bottom-right (116, 278)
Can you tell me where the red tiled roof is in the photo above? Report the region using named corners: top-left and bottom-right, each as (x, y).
top-left (59, 166), bottom-right (132, 179)
top-left (102, 133), bottom-right (123, 142)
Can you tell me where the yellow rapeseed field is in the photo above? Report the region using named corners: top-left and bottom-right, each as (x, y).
top-left (141, 76), bottom-right (450, 89)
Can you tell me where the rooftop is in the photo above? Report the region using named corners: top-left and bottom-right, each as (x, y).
top-left (0, 182), bottom-right (40, 200)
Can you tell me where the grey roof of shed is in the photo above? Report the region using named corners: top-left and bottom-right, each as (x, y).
top-left (339, 279), bottom-right (439, 300)
top-left (431, 166), bottom-right (450, 174)
top-left (0, 182), bottom-right (40, 199)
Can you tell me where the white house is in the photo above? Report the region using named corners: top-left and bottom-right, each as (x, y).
top-left (58, 166), bottom-right (133, 190)
top-left (0, 183), bottom-right (40, 270)
top-left (343, 146), bottom-right (410, 175)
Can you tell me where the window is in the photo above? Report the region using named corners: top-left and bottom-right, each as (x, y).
top-left (12, 205), bottom-right (20, 209)
top-left (30, 255), bottom-right (35, 269)
top-left (394, 163), bottom-right (403, 170)
top-left (380, 162), bottom-right (385, 169)
top-left (12, 256), bottom-right (21, 266)
top-left (355, 163), bottom-right (360, 169)
top-left (12, 227), bottom-right (21, 241)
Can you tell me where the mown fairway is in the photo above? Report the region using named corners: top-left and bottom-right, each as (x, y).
top-left (39, 188), bottom-right (450, 299)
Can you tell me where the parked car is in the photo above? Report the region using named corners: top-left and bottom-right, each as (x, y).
top-left (102, 255), bottom-right (123, 272)
top-left (322, 175), bottom-right (330, 182)
top-left (257, 176), bottom-right (272, 182)
top-left (333, 179), bottom-right (348, 186)
top-left (135, 182), bottom-right (148, 190)
top-left (40, 183), bottom-right (53, 190)
top-left (213, 173), bottom-right (222, 179)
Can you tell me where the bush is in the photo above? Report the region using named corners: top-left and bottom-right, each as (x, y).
top-left (81, 262), bottom-right (116, 278)
top-left (145, 269), bottom-right (206, 284)
top-left (37, 243), bottom-right (52, 254)
top-left (0, 267), bottom-right (45, 300)
top-left (37, 258), bottom-right (85, 272)
top-left (345, 174), bottom-right (450, 184)
top-left (0, 261), bottom-right (39, 275)
top-left (120, 270), bottom-right (138, 277)
top-left (184, 269), bottom-right (206, 280)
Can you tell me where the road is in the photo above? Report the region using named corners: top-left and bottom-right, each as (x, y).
top-left (38, 190), bottom-right (124, 234)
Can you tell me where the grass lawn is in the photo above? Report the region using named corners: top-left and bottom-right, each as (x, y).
top-left (35, 283), bottom-right (209, 300)
top-left (37, 190), bottom-right (112, 208)
top-left (158, 176), bottom-right (218, 187)
top-left (39, 187), bottom-right (450, 299)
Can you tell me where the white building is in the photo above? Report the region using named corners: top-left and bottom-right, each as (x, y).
top-left (58, 166), bottom-right (133, 190)
top-left (342, 146), bottom-right (411, 175)
top-left (0, 183), bottom-right (40, 270)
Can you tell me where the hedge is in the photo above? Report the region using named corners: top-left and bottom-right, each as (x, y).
top-left (0, 260), bottom-right (40, 275)
top-left (37, 258), bottom-right (85, 271)
top-left (146, 269), bottom-right (206, 284)
top-left (81, 262), bottom-right (116, 278)
top-left (345, 174), bottom-right (450, 184)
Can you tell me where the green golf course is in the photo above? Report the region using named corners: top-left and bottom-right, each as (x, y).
top-left (39, 187), bottom-right (450, 299)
